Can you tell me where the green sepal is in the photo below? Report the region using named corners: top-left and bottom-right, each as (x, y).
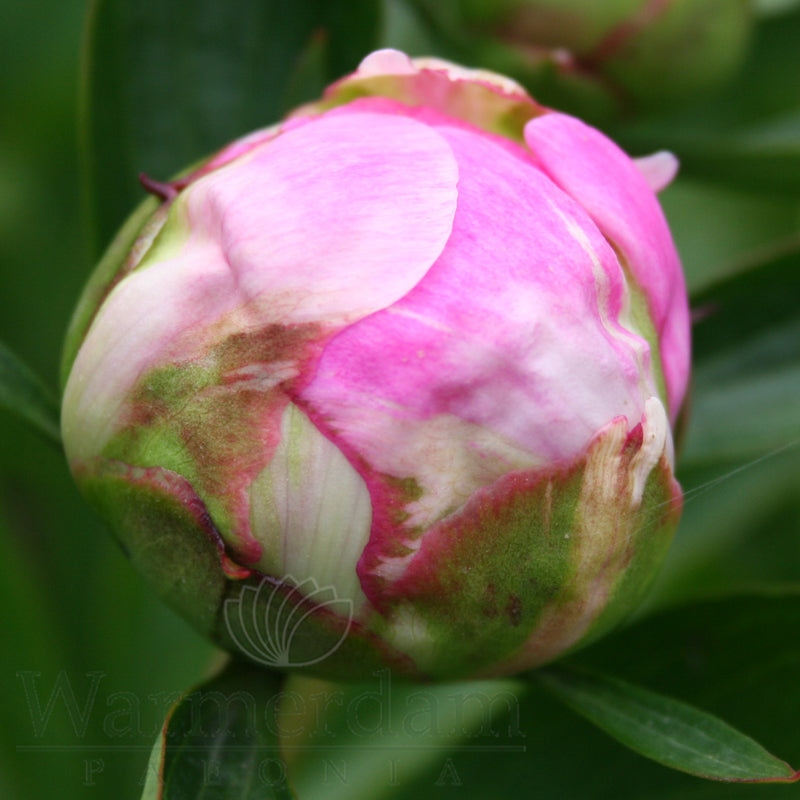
top-left (215, 577), bottom-right (425, 683)
top-left (76, 459), bottom-right (232, 634)
top-left (75, 458), bottom-right (423, 681)
top-left (376, 411), bottom-right (681, 678)
top-left (311, 58), bottom-right (545, 145)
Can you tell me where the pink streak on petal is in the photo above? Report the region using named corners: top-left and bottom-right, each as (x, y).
top-left (523, 113), bottom-right (690, 419)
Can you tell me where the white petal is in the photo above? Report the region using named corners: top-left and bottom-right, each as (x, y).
top-left (248, 403), bottom-right (372, 614)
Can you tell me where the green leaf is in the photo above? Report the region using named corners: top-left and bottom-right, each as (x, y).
top-left (374, 593), bottom-right (800, 799)
top-left (625, 115), bottom-right (800, 195)
top-left (142, 660), bottom-right (296, 800)
top-left (281, 672), bottom-right (527, 800)
top-left (571, 592), bottom-right (800, 787)
top-left (0, 340), bottom-right (60, 444)
top-left (682, 238), bottom-right (800, 467)
top-left (649, 450), bottom-right (800, 607)
top-left (81, 0), bottom-right (382, 256)
top-left (0, 513), bottom-right (75, 798)
top-left (651, 234), bottom-right (800, 606)
top-left (537, 665), bottom-right (798, 783)
top-left (659, 180), bottom-right (800, 295)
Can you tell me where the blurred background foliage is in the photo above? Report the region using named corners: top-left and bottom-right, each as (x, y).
top-left (1, 0), bottom-right (799, 797)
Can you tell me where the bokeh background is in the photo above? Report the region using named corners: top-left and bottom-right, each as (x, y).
top-left (2, 1), bottom-right (799, 797)
top-left (0, 3), bottom-right (219, 798)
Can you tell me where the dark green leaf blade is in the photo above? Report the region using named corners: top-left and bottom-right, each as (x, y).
top-left (282, 672), bottom-right (528, 799)
top-left (0, 340), bottom-right (60, 444)
top-left (142, 660), bottom-right (296, 800)
top-left (682, 237), bottom-right (800, 468)
top-left (320, 0), bottom-right (382, 79)
top-left (648, 236), bottom-right (800, 604)
top-left (623, 116), bottom-right (800, 195)
top-left (537, 665), bottom-right (798, 784)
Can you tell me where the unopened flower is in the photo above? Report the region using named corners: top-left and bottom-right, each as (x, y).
top-left (458, 0), bottom-right (752, 113)
top-left (61, 49), bottom-right (690, 680)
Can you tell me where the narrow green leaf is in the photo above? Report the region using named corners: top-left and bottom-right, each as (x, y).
top-left (649, 450), bottom-right (800, 607)
top-left (537, 665), bottom-right (798, 783)
top-left (659, 181), bottom-right (800, 295)
top-left (624, 116), bottom-right (800, 195)
top-left (0, 515), bottom-right (75, 797)
top-left (81, 0), bottom-right (382, 256)
top-left (682, 238), bottom-right (800, 467)
top-left (282, 673), bottom-right (527, 800)
top-left (651, 239), bottom-right (800, 601)
top-left (142, 660), bottom-right (296, 800)
top-left (0, 341), bottom-right (60, 444)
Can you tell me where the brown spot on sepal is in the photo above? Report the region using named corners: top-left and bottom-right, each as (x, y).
top-left (506, 594), bottom-right (523, 627)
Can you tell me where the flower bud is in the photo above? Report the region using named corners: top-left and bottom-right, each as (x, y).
top-left (62, 50), bottom-right (690, 680)
top-left (458, 0), bottom-right (752, 113)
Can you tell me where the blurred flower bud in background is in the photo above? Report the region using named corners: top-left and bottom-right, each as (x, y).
top-left (446, 0), bottom-right (753, 119)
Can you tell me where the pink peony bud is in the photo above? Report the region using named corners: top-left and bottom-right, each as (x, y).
top-left (61, 50), bottom-right (689, 680)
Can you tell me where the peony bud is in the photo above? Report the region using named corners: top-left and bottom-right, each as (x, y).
top-left (61, 50), bottom-right (689, 680)
top-left (458, 0), bottom-right (752, 114)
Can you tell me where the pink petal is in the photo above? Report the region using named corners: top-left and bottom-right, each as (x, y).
top-left (186, 110), bottom-right (458, 324)
top-left (323, 51), bottom-right (544, 145)
top-left (304, 124), bottom-right (653, 461)
top-left (524, 113), bottom-right (690, 419)
top-left (357, 48), bottom-right (417, 76)
top-left (634, 151), bottom-right (679, 193)
top-left (63, 111), bottom-right (459, 462)
top-left (300, 123), bottom-right (658, 602)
